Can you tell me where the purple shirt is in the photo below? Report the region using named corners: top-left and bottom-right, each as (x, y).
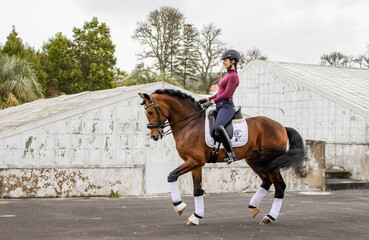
top-left (209, 69), bottom-right (239, 104)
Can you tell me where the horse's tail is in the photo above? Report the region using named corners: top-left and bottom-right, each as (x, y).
top-left (266, 127), bottom-right (307, 177)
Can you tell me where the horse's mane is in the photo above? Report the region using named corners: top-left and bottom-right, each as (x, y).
top-left (153, 89), bottom-right (202, 110)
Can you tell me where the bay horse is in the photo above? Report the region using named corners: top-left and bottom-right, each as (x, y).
top-left (139, 89), bottom-right (306, 226)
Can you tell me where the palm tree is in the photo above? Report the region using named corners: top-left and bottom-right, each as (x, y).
top-left (0, 54), bottom-right (44, 109)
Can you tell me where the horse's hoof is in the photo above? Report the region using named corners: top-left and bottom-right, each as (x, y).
top-left (174, 202), bottom-right (186, 215)
top-left (186, 220), bottom-right (196, 226)
top-left (250, 207), bottom-right (259, 218)
top-left (260, 215), bottom-right (273, 225)
top-left (186, 214), bottom-right (200, 226)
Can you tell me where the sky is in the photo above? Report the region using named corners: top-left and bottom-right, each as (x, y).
top-left (1, 0), bottom-right (369, 72)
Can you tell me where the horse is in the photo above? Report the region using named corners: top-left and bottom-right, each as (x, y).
top-left (139, 89), bottom-right (306, 226)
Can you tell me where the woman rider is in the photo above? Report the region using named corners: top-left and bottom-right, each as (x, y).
top-left (199, 49), bottom-right (240, 164)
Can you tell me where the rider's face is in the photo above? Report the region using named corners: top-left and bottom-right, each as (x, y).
top-left (223, 58), bottom-right (231, 69)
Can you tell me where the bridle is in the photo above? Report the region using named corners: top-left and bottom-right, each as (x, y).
top-left (141, 94), bottom-right (206, 138)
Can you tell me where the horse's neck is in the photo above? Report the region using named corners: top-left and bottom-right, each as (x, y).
top-left (166, 99), bottom-right (204, 136)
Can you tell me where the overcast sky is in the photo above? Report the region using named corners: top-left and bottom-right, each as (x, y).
top-left (1, 0), bottom-right (369, 72)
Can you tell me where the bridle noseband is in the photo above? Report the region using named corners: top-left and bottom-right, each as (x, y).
top-left (141, 94), bottom-right (205, 138)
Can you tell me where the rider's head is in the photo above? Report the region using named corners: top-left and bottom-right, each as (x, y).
top-left (221, 49), bottom-right (240, 71)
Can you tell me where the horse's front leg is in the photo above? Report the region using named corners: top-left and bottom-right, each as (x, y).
top-left (186, 167), bottom-right (204, 226)
top-left (167, 160), bottom-right (202, 217)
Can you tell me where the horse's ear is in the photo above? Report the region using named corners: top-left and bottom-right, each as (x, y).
top-left (138, 93), bottom-right (151, 101)
top-left (138, 93), bottom-right (151, 105)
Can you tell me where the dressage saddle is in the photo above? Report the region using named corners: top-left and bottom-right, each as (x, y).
top-left (208, 107), bottom-right (243, 142)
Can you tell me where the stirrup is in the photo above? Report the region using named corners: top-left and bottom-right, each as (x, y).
top-left (225, 152), bottom-right (237, 164)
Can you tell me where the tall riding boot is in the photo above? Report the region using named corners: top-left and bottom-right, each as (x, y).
top-left (218, 125), bottom-right (237, 164)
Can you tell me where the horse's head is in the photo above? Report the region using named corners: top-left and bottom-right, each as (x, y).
top-left (138, 92), bottom-right (169, 141)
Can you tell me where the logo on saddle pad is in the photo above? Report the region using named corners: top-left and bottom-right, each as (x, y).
top-left (234, 130), bottom-right (242, 142)
top-left (205, 111), bottom-right (248, 149)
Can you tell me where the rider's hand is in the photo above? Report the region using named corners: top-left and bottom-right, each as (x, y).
top-left (202, 101), bottom-right (213, 109)
top-left (198, 98), bottom-right (207, 104)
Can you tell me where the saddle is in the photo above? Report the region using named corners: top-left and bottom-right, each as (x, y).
top-left (208, 107), bottom-right (244, 142)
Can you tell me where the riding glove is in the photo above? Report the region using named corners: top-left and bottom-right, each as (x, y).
top-left (202, 102), bottom-right (213, 109)
top-left (198, 98), bottom-right (207, 104)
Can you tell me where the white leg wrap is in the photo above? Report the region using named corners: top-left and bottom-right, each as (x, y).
top-left (194, 196), bottom-right (204, 218)
top-left (169, 181), bottom-right (182, 203)
top-left (174, 202), bottom-right (186, 213)
top-left (249, 187), bottom-right (268, 207)
top-left (268, 198), bottom-right (283, 220)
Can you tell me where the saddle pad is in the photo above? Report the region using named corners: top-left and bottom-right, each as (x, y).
top-left (205, 113), bottom-right (248, 149)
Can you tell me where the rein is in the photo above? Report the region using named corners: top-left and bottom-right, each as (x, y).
top-left (143, 94), bottom-right (206, 137)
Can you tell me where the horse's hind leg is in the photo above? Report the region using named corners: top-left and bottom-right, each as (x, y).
top-left (260, 170), bottom-right (286, 225)
top-left (248, 172), bottom-right (272, 218)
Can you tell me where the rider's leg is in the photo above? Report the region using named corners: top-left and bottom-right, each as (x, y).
top-left (213, 107), bottom-right (236, 164)
top-left (217, 125), bottom-right (237, 163)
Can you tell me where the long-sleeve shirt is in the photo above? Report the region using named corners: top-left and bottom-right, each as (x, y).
top-left (209, 69), bottom-right (239, 104)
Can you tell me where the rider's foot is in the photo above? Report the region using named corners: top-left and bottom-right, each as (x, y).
top-left (225, 152), bottom-right (237, 164)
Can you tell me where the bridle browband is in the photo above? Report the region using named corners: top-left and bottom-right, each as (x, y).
top-left (142, 94), bottom-right (206, 138)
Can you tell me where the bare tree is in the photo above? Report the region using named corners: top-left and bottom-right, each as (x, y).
top-left (195, 23), bottom-right (225, 94)
top-left (320, 52), bottom-right (352, 67)
top-left (132, 7), bottom-right (185, 75)
top-left (354, 44), bottom-right (369, 68)
top-left (238, 47), bottom-right (268, 70)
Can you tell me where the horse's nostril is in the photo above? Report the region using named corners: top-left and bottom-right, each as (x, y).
top-left (151, 135), bottom-right (156, 139)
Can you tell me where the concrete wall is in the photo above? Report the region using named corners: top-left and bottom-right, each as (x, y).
top-left (0, 81), bottom-right (337, 198)
top-left (325, 142), bottom-right (369, 181)
top-left (0, 139), bottom-right (325, 198)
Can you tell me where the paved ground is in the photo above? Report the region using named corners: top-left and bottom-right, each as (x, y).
top-left (1, 190), bottom-right (369, 240)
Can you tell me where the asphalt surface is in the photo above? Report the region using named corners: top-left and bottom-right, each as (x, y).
top-left (1, 190), bottom-right (369, 240)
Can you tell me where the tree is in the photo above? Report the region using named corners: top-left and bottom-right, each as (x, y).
top-left (354, 44), bottom-right (369, 68)
top-left (177, 24), bottom-right (200, 89)
top-left (239, 47), bottom-right (268, 69)
top-left (320, 52), bottom-right (352, 67)
top-left (73, 17), bottom-right (116, 91)
top-left (2, 26), bottom-right (48, 94)
top-left (43, 32), bottom-right (80, 96)
top-left (2, 26), bottom-right (26, 58)
top-left (0, 54), bottom-right (43, 109)
top-left (132, 7), bottom-right (185, 75)
top-left (195, 23), bottom-right (225, 94)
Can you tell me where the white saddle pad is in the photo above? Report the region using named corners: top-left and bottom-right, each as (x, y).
top-left (205, 112), bottom-right (248, 149)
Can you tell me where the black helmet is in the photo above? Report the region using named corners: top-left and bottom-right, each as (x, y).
top-left (220, 49), bottom-right (240, 62)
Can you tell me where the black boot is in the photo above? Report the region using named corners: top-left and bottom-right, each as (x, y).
top-left (218, 125), bottom-right (237, 164)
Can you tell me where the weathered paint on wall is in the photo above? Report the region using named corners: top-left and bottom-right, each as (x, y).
top-left (325, 142), bottom-right (369, 181)
top-left (0, 167), bottom-right (143, 198)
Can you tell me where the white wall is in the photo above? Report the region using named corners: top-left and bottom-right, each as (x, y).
top-left (235, 63), bottom-right (369, 181)
top-left (235, 63), bottom-right (368, 143)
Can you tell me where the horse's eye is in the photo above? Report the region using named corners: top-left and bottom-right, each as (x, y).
top-left (147, 111), bottom-right (153, 115)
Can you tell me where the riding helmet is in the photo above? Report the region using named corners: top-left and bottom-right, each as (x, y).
top-left (220, 49), bottom-right (240, 62)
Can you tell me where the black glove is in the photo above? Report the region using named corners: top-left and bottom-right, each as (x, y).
top-left (198, 98), bottom-right (207, 104)
top-left (202, 101), bottom-right (213, 109)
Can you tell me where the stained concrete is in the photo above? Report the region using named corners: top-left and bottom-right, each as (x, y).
top-left (1, 190), bottom-right (368, 239)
